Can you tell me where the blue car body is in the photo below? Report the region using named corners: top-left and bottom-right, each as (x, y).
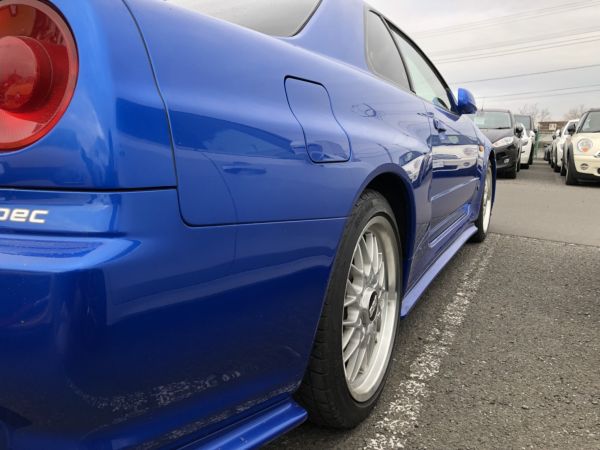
top-left (0, 0), bottom-right (494, 448)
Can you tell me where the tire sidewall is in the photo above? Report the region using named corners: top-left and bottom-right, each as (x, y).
top-left (471, 164), bottom-right (492, 243)
top-left (565, 147), bottom-right (579, 185)
top-left (323, 191), bottom-right (401, 424)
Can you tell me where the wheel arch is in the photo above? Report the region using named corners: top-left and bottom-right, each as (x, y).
top-left (356, 166), bottom-right (418, 294)
top-left (488, 149), bottom-right (497, 205)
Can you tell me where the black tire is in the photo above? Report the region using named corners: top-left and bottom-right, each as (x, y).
top-left (560, 157), bottom-right (567, 176)
top-left (565, 149), bottom-right (579, 186)
top-left (553, 159), bottom-right (560, 173)
top-left (505, 161), bottom-right (518, 179)
top-left (470, 164), bottom-right (493, 243)
top-left (522, 163), bottom-right (529, 170)
top-left (528, 146), bottom-right (535, 165)
top-left (296, 190), bottom-right (401, 429)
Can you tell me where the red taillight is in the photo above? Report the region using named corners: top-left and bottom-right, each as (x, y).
top-left (0, 0), bottom-right (78, 152)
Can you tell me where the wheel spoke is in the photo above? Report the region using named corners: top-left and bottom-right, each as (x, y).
top-left (372, 235), bottom-right (380, 276)
top-left (342, 327), bottom-right (356, 349)
top-left (346, 279), bottom-right (359, 296)
top-left (366, 332), bottom-right (377, 364)
top-left (360, 235), bottom-right (372, 273)
top-left (351, 345), bottom-right (367, 381)
top-left (345, 341), bottom-right (361, 375)
top-left (344, 294), bottom-right (358, 308)
top-left (343, 331), bottom-right (360, 361)
top-left (356, 239), bottom-right (365, 271)
top-left (368, 233), bottom-right (376, 274)
top-left (343, 314), bottom-right (361, 329)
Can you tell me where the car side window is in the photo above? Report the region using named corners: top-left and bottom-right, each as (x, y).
top-left (365, 12), bottom-right (411, 90)
top-left (390, 28), bottom-right (454, 111)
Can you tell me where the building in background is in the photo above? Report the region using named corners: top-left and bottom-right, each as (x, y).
top-left (538, 121), bottom-right (568, 147)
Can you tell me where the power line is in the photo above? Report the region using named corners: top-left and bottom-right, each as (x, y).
top-left (416, 1), bottom-right (593, 36)
top-left (482, 89), bottom-right (600, 103)
top-left (429, 28), bottom-right (600, 58)
top-left (436, 36), bottom-right (600, 64)
top-left (414, 0), bottom-right (600, 37)
top-left (478, 83), bottom-right (600, 100)
top-left (451, 63), bottom-right (600, 84)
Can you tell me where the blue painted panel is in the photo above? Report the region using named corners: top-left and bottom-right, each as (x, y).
top-left (425, 104), bottom-right (480, 241)
top-left (0, 0), bottom-right (176, 189)
top-left (285, 78), bottom-right (351, 163)
top-left (0, 188), bottom-right (343, 449)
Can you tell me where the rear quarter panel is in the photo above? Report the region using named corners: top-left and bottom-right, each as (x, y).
top-left (0, 0), bottom-right (175, 189)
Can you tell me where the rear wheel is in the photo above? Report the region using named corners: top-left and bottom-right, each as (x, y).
top-left (528, 146), bottom-right (535, 165)
top-left (471, 164), bottom-right (493, 243)
top-left (553, 158), bottom-right (560, 173)
top-left (297, 190), bottom-right (401, 428)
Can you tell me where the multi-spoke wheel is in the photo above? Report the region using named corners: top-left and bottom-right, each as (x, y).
top-left (471, 164), bottom-right (493, 243)
top-left (297, 190), bottom-right (401, 429)
top-left (342, 217), bottom-right (398, 402)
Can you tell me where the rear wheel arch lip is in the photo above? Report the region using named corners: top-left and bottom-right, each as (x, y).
top-left (488, 150), bottom-right (497, 205)
top-left (350, 164), bottom-right (418, 297)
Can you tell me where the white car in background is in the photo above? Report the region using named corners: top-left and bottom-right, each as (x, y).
top-left (553, 119), bottom-right (579, 174)
top-left (565, 109), bottom-right (600, 185)
top-left (514, 114), bottom-right (536, 169)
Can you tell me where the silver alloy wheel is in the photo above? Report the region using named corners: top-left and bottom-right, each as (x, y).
top-left (482, 167), bottom-right (493, 233)
top-left (342, 216), bottom-right (399, 402)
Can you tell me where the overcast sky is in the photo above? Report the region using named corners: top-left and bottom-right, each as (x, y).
top-left (369, 0), bottom-right (600, 120)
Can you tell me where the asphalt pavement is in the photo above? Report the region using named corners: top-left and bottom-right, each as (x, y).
top-left (270, 158), bottom-right (600, 449)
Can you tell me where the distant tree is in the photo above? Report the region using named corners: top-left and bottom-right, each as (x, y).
top-left (564, 105), bottom-right (586, 120)
top-left (518, 104), bottom-right (550, 125)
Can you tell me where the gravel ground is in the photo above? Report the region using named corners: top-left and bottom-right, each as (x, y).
top-left (269, 159), bottom-right (600, 449)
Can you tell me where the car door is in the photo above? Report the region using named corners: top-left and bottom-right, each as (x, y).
top-left (361, 12), bottom-right (435, 291)
top-left (390, 28), bottom-right (480, 245)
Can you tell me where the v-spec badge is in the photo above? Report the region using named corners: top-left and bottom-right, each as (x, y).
top-left (0, 208), bottom-right (49, 224)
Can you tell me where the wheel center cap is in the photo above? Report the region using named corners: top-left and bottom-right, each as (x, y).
top-left (368, 292), bottom-right (378, 321)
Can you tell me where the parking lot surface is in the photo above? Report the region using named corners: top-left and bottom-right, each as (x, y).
top-left (271, 159), bottom-right (600, 449)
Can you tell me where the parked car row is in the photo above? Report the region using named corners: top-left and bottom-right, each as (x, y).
top-left (471, 110), bottom-right (535, 179)
top-left (547, 110), bottom-right (600, 185)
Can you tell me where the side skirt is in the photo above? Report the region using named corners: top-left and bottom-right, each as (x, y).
top-left (400, 225), bottom-right (477, 317)
top-left (182, 400), bottom-right (307, 450)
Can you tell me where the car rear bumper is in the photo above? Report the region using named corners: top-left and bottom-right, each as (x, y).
top-left (0, 188), bottom-right (205, 448)
top-left (0, 188), bottom-right (334, 449)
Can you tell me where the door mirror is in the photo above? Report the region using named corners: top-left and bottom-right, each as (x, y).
top-left (515, 123), bottom-right (524, 138)
top-left (567, 122), bottom-right (577, 135)
top-left (456, 88), bottom-right (477, 115)
top-left (552, 132), bottom-right (557, 139)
